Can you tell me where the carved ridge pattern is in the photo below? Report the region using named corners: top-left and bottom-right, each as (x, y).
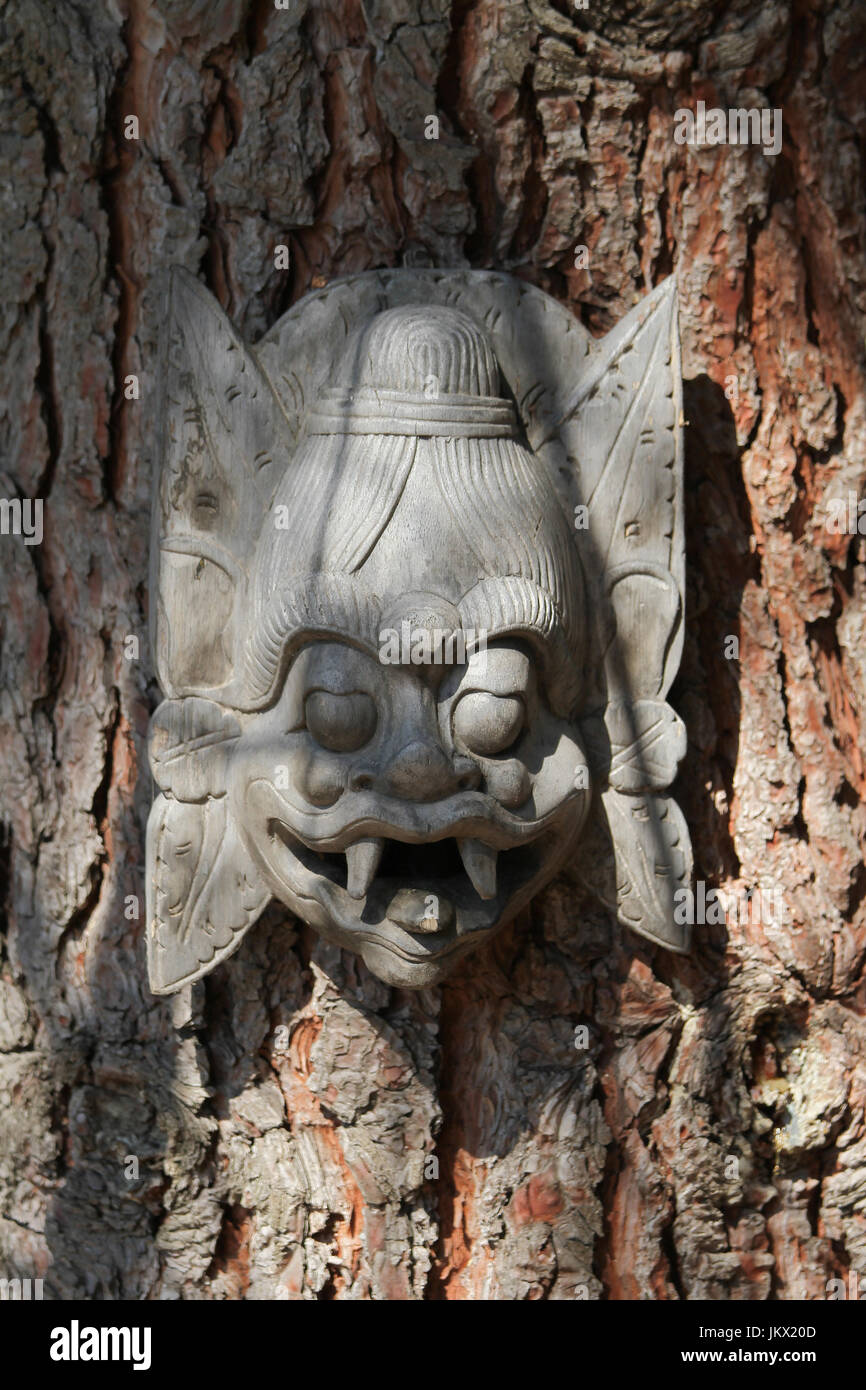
top-left (244, 576), bottom-right (385, 707)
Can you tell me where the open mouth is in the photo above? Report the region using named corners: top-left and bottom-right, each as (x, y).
top-left (237, 775), bottom-right (585, 982)
top-left (269, 822), bottom-right (540, 925)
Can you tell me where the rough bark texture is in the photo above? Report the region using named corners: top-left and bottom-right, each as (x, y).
top-left (1, 0), bottom-right (865, 1300)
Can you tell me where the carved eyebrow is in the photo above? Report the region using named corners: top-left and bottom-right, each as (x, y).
top-left (243, 576), bottom-right (383, 707)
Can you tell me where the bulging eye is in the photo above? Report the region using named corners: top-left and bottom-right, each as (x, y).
top-left (452, 692), bottom-right (524, 757)
top-left (304, 691), bottom-right (377, 752)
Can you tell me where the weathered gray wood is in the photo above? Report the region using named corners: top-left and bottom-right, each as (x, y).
top-left (148, 268), bottom-right (690, 995)
top-left (1, 0), bottom-right (865, 1301)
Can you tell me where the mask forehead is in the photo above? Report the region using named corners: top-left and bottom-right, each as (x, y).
top-left (355, 445), bottom-right (489, 602)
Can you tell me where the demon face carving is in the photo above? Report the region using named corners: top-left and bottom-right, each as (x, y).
top-left (147, 269), bottom-right (691, 995)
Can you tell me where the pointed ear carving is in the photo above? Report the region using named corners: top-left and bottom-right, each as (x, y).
top-left (553, 278), bottom-right (691, 954)
top-left (601, 790), bottom-right (692, 954)
top-left (149, 697), bottom-right (240, 801)
top-left (606, 701), bottom-right (687, 794)
top-left (606, 564), bottom-right (681, 703)
top-left (562, 280), bottom-right (684, 699)
top-left (152, 268), bottom-right (295, 707)
top-left (146, 794), bottom-right (270, 995)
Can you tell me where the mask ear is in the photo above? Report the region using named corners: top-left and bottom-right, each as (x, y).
top-left (145, 698), bottom-right (270, 994)
top-left (552, 279), bottom-right (692, 952)
top-left (152, 268), bottom-right (294, 707)
top-left (146, 796), bottom-right (270, 994)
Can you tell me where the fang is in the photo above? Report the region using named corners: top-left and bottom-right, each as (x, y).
top-left (457, 838), bottom-right (498, 899)
top-left (345, 838), bottom-right (385, 898)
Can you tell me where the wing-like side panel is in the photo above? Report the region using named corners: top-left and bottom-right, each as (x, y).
top-left (153, 268), bottom-right (293, 707)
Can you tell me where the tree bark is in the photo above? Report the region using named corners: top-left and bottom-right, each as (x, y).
top-left (1, 0), bottom-right (865, 1300)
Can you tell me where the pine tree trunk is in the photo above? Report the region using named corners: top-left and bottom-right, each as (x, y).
top-left (2, 0), bottom-right (865, 1300)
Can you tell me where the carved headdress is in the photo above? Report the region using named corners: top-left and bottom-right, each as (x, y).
top-left (245, 304), bottom-right (585, 718)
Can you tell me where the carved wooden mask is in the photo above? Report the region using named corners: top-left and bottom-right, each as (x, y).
top-left (147, 268), bottom-right (691, 994)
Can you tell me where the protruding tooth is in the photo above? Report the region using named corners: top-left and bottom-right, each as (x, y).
top-left (457, 838), bottom-right (498, 900)
top-left (345, 838), bottom-right (384, 898)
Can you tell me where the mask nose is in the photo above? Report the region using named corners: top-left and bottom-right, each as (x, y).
top-left (383, 741), bottom-right (480, 802)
